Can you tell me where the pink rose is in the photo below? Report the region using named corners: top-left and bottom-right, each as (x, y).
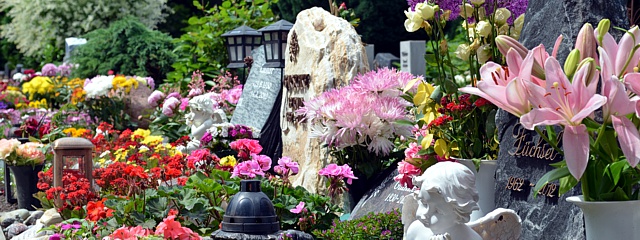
top-left (148, 90), bottom-right (166, 107)
top-left (162, 97), bottom-right (181, 117)
top-left (0, 139), bottom-right (20, 159)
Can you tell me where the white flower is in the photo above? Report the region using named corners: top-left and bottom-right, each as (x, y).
top-left (455, 43), bottom-right (471, 60)
top-left (476, 20), bottom-right (492, 38)
top-left (461, 3), bottom-right (474, 18)
top-left (494, 8), bottom-right (512, 26)
top-left (99, 150), bottom-right (111, 158)
top-left (221, 127), bottom-right (229, 138)
top-left (415, 3), bottom-right (435, 20)
top-left (476, 44), bottom-right (492, 64)
top-left (404, 9), bottom-right (424, 32)
top-left (12, 73), bottom-right (25, 82)
top-left (470, 0), bottom-right (485, 7)
top-left (84, 75), bottom-right (114, 98)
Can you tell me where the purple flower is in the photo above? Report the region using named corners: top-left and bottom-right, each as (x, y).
top-left (61, 223), bottom-right (73, 230)
top-left (0, 102), bottom-right (7, 110)
top-left (146, 77), bottom-right (155, 90)
top-left (274, 156), bottom-right (299, 176)
top-left (166, 92), bottom-right (181, 99)
top-left (41, 63), bottom-right (58, 76)
top-left (319, 163), bottom-right (358, 184)
top-left (57, 63), bottom-right (72, 76)
top-left (49, 234), bottom-right (62, 240)
top-left (200, 131), bottom-right (213, 145)
top-left (251, 154), bottom-right (272, 171)
top-left (290, 201), bottom-right (306, 214)
top-left (231, 160), bottom-right (265, 178)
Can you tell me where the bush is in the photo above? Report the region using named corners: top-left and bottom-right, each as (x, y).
top-left (0, 0), bottom-right (170, 57)
top-left (166, 0), bottom-right (278, 92)
top-left (70, 17), bottom-right (176, 83)
top-left (312, 209), bottom-right (404, 239)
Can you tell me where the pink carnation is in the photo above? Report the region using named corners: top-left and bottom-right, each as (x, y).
top-left (404, 142), bottom-right (422, 160)
top-left (394, 161), bottom-right (421, 189)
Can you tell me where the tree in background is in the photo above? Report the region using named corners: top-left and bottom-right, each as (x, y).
top-left (0, 0), bottom-right (171, 58)
top-left (70, 17), bottom-right (176, 83)
top-left (275, 0), bottom-right (426, 56)
top-left (157, 0), bottom-right (221, 38)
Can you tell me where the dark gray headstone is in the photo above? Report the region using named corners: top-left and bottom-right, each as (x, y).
top-left (495, 110), bottom-right (584, 240)
top-left (519, 0), bottom-right (628, 64)
top-left (231, 46), bottom-right (282, 131)
top-left (373, 53), bottom-right (400, 69)
top-left (4, 63), bottom-right (9, 79)
top-left (348, 168), bottom-right (415, 220)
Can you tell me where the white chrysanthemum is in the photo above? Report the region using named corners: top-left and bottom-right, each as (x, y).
top-left (84, 75), bottom-right (114, 98)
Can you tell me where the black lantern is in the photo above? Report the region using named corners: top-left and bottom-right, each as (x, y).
top-left (222, 25), bottom-right (262, 69)
top-left (257, 20), bottom-right (293, 68)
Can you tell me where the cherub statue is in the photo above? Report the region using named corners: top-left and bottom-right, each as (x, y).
top-left (183, 93), bottom-right (228, 152)
top-left (404, 161), bottom-right (482, 240)
top-left (403, 161), bottom-right (522, 240)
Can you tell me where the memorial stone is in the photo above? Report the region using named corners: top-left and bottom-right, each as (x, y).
top-left (64, 37), bottom-right (87, 62)
top-left (399, 40), bottom-right (425, 77)
top-left (231, 46), bottom-right (282, 131)
top-left (348, 167), bottom-right (415, 220)
top-left (494, 1), bottom-right (630, 239)
top-left (373, 53), bottom-right (400, 69)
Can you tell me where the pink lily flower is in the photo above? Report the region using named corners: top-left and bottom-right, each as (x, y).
top-left (603, 75), bottom-right (640, 167)
top-left (520, 57), bottom-right (606, 180)
top-left (595, 26), bottom-right (640, 78)
top-left (459, 49), bottom-right (532, 117)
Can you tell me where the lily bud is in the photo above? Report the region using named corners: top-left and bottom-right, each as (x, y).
top-left (495, 35), bottom-right (527, 57)
top-left (596, 19), bottom-right (611, 45)
top-left (575, 23), bottom-right (597, 62)
top-left (415, 3), bottom-right (435, 20)
top-left (477, 7), bottom-right (486, 20)
top-left (439, 39), bottom-right (448, 55)
top-left (441, 10), bottom-right (451, 21)
top-left (477, 44), bottom-right (491, 64)
top-left (476, 20), bottom-right (492, 38)
top-left (575, 57), bottom-right (598, 90)
top-left (513, 14), bottom-right (525, 37)
top-left (494, 8), bottom-right (512, 26)
top-left (564, 49), bottom-right (581, 78)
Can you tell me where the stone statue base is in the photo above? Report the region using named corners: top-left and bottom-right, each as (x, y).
top-left (211, 230), bottom-right (313, 240)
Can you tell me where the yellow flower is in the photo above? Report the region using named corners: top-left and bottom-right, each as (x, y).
top-left (141, 135), bottom-right (164, 146)
top-left (28, 98), bottom-right (48, 108)
top-left (6, 86), bottom-right (19, 91)
top-left (413, 82), bottom-right (441, 124)
top-left (114, 148), bottom-right (128, 162)
top-left (63, 128), bottom-right (87, 137)
top-left (112, 76), bottom-right (140, 94)
top-left (220, 156), bottom-right (237, 167)
top-left (434, 139), bottom-right (449, 158)
top-left (132, 129), bottom-right (151, 140)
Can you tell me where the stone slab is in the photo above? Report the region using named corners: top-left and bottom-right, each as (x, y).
top-left (231, 46), bottom-right (282, 131)
top-left (349, 167), bottom-right (415, 220)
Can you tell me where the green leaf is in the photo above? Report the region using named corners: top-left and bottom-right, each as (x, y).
top-left (533, 167), bottom-right (571, 197)
top-left (606, 160), bottom-right (628, 186)
top-left (395, 119), bottom-right (415, 126)
top-left (558, 175), bottom-right (578, 196)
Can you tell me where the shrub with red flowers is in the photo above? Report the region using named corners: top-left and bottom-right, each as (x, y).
top-left (37, 168), bottom-right (99, 219)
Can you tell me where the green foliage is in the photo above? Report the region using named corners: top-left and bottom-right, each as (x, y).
top-left (70, 17), bottom-right (176, 82)
top-left (167, 0), bottom-right (278, 91)
top-left (313, 209), bottom-right (404, 239)
top-left (0, 0), bottom-right (170, 57)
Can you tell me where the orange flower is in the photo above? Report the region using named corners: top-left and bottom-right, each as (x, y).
top-left (86, 198), bottom-right (114, 222)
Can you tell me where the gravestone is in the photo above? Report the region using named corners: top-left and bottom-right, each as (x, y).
top-left (494, 1), bottom-right (630, 239)
top-left (231, 46), bottom-right (282, 131)
top-left (364, 44), bottom-right (375, 69)
top-left (494, 110), bottom-right (583, 240)
top-left (373, 53), bottom-right (400, 69)
top-left (281, 7), bottom-right (369, 194)
top-left (64, 37), bottom-right (87, 62)
top-left (399, 41), bottom-right (426, 76)
top-left (348, 167), bottom-right (416, 220)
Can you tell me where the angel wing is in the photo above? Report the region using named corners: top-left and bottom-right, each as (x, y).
top-left (467, 208), bottom-right (522, 240)
top-left (401, 193), bottom-right (419, 236)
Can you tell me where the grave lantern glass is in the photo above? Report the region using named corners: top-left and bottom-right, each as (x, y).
top-left (258, 20), bottom-right (293, 68)
top-left (52, 137), bottom-right (95, 204)
top-left (222, 25), bottom-right (262, 69)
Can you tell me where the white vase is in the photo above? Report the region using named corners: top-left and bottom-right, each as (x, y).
top-left (457, 159), bottom-right (497, 222)
top-left (567, 195), bottom-right (640, 240)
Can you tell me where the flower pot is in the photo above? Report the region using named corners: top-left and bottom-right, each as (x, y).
top-left (457, 159), bottom-right (497, 222)
top-left (567, 195), bottom-right (640, 240)
top-left (8, 165), bottom-right (43, 210)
